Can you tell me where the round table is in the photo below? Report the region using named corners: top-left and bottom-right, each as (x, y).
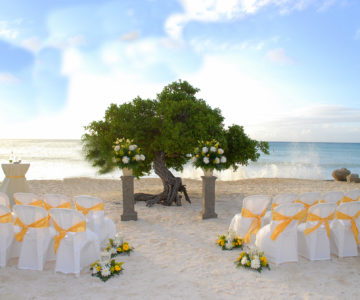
top-left (0, 163), bottom-right (30, 208)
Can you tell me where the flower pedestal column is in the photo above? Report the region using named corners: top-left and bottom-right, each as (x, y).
top-left (121, 172), bottom-right (137, 221)
top-left (201, 174), bottom-right (217, 219)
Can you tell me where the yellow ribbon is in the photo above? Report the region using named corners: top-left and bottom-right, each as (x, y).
top-left (340, 196), bottom-right (360, 205)
top-left (43, 201), bottom-right (72, 211)
top-left (295, 199), bottom-right (324, 221)
top-left (0, 212), bottom-right (12, 223)
top-left (14, 198), bottom-right (43, 208)
top-left (14, 216), bottom-right (50, 242)
top-left (304, 212), bottom-right (334, 238)
top-left (52, 219), bottom-right (86, 253)
top-left (335, 210), bottom-right (360, 244)
top-left (241, 207), bottom-right (267, 244)
top-left (270, 210), bottom-right (306, 240)
top-left (75, 202), bottom-right (104, 215)
top-left (6, 176), bottom-right (25, 179)
top-left (271, 203), bottom-right (279, 214)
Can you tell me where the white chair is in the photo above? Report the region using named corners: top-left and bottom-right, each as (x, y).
top-left (298, 203), bottom-right (336, 260)
top-left (229, 195), bottom-right (271, 244)
top-left (256, 203), bottom-right (304, 264)
top-left (43, 194), bottom-right (72, 210)
top-left (341, 189), bottom-right (360, 204)
top-left (322, 191), bottom-right (344, 206)
top-left (13, 192), bottom-right (43, 207)
top-left (74, 195), bottom-right (116, 246)
top-left (13, 205), bottom-right (55, 270)
top-left (0, 192), bottom-right (10, 209)
top-left (295, 192), bottom-right (322, 222)
top-left (263, 193), bottom-right (297, 226)
top-left (330, 202), bottom-right (360, 257)
top-left (0, 205), bottom-right (14, 267)
top-left (49, 208), bottom-right (100, 276)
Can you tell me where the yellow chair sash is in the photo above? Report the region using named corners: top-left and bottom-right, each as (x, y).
top-left (341, 196), bottom-right (360, 204)
top-left (0, 212), bottom-right (12, 223)
top-left (14, 216), bottom-right (50, 242)
top-left (14, 198), bottom-right (43, 208)
top-left (52, 219), bottom-right (86, 253)
top-left (271, 203), bottom-right (279, 214)
top-left (44, 201), bottom-right (72, 211)
top-left (335, 210), bottom-right (360, 244)
top-left (270, 210), bottom-right (306, 240)
top-left (304, 212), bottom-right (334, 238)
top-left (295, 199), bottom-right (324, 221)
top-left (241, 207), bottom-right (267, 244)
top-left (75, 202), bottom-right (104, 215)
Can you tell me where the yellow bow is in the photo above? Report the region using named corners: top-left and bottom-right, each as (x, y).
top-left (295, 199), bottom-right (324, 221)
top-left (335, 210), bottom-right (360, 244)
top-left (304, 212), bottom-right (334, 238)
top-left (270, 210), bottom-right (306, 240)
top-left (340, 196), bottom-right (360, 205)
top-left (44, 201), bottom-right (72, 211)
top-left (14, 198), bottom-right (43, 208)
top-left (0, 212), bottom-right (12, 223)
top-left (75, 202), bottom-right (104, 215)
top-left (241, 207), bottom-right (267, 244)
top-left (14, 216), bottom-right (50, 242)
top-left (271, 203), bottom-right (279, 214)
top-left (52, 219), bottom-right (86, 253)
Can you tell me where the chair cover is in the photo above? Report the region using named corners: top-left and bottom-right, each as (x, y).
top-left (295, 192), bottom-right (322, 222)
top-left (322, 191), bottom-right (344, 206)
top-left (298, 203), bottom-right (336, 260)
top-left (341, 189), bottom-right (360, 204)
top-left (229, 195), bottom-right (271, 244)
top-left (263, 193), bottom-right (297, 226)
top-left (49, 208), bottom-right (100, 276)
top-left (0, 192), bottom-right (10, 209)
top-left (0, 205), bottom-right (14, 267)
top-left (74, 195), bottom-right (116, 246)
top-left (330, 202), bottom-right (360, 257)
top-left (13, 205), bottom-right (55, 270)
top-left (13, 192), bottom-right (43, 208)
top-left (255, 203), bottom-right (303, 265)
top-left (43, 194), bottom-right (72, 210)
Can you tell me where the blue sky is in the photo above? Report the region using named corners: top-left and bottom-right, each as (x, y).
top-left (0, 0), bottom-right (359, 142)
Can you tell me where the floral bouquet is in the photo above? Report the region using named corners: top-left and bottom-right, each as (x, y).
top-left (235, 246), bottom-right (270, 273)
top-left (105, 234), bottom-right (134, 258)
top-left (90, 260), bottom-right (124, 282)
top-left (113, 138), bottom-right (145, 169)
top-left (217, 231), bottom-right (243, 250)
top-left (191, 139), bottom-right (226, 171)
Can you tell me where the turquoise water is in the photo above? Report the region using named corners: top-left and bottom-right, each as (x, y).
top-left (0, 139), bottom-right (359, 180)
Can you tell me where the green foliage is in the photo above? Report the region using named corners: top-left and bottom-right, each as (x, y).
top-left (82, 80), bottom-right (269, 176)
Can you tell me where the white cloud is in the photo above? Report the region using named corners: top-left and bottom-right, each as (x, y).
top-left (21, 37), bottom-right (42, 53)
top-left (0, 73), bottom-right (20, 84)
top-left (121, 31), bottom-right (139, 41)
top-left (266, 48), bottom-right (293, 64)
top-left (0, 20), bottom-right (19, 39)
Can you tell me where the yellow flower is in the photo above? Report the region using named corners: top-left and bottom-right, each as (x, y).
top-left (206, 141), bottom-right (210, 145)
top-left (217, 239), bottom-right (221, 244)
top-left (117, 247), bottom-right (123, 252)
top-left (115, 265), bottom-right (121, 271)
top-left (246, 261), bottom-right (251, 267)
top-left (128, 151), bottom-right (131, 154)
top-left (123, 244), bottom-right (130, 251)
top-left (220, 241), bottom-right (225, 246)
top-left (96, 265), bottom-right (101, 271)
top-left (132, 156), bottom-right (136, 160)
top-left (260, 256), bottom-right (268, 266)
top-left (217, 150), bottom-right (221, 154)
top-left (110, 266), bottom-right (115, 273)
top-left (196, 154), bottom-right (199, 158)
top-left (207, 154), bottom-right (210, 157)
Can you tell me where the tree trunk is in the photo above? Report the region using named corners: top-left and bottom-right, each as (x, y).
top-left (134, 151), bottom-right (191, 207)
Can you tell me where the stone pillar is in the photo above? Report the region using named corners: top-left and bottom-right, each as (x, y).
top-left (121, 175), bottom-right (137, 221)
top-left (201, 175), bottom-right (217, 219)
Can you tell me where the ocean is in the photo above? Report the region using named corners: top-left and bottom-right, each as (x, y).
top-left (0, 139), bottom-right (359, 181)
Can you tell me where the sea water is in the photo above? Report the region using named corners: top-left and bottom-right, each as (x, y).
top-left (0, 139), bottom-right (359, 181)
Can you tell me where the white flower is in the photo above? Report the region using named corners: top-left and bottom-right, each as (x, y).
top-left (101, 267), bottom-right (111, 277)
top-left (241, 256), bottom-right (248, 265)
top-left (114, 145), bottom-right (120, 152)
top-left (140, 154), bottom-right (145, 161)
top-left (210, 146), bottom-right (216, 152)
top-left (251, 257), bottom-right (260, 269)
top-left (186, 153), bottom-right (192, 157)
top-left (202, 147), bottom-right (208, 153)
top-left (122, 156), bottom-right (130, 164)
top-left (129, 145), bottom-right (137, 151)
top-left (220, 156), bottom-right (227, 163)
top-left (214, 157), bottom-right (220, 164)
top-left (218, 148), bottom-right (224, 155)
top-left (203, 157), bottom-right (210, 164)
top-left (110, 248), bottom-right (117, 254)
top-left (92, 266), bottom-right (99, 274)
top-left (135, 154), bottom-right (141, 161)
top-left (225, 240), bottom-right (233, 250)
top-left (192, 157), bottom-right (197, 162)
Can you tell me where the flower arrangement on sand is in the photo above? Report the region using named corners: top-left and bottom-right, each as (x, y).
top-left (105, 234), bottom-right (134, 258)
top-left (191, 139), bottom-right (226, 171)
top-left (113, 138), bottom-right (145, 169)
top-left (217, 231), bottom-right (243, 250)
top-left (235, 246), bottom-right (270, 273)
top-left (90, 260), bottom-right (124, 282)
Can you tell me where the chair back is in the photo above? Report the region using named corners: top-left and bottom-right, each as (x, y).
top-left (297, 192), bottom-right (322, 205)
top-left (13, 205), bottom-right (48, 225)
top-left (335, 202), bottom-right (360, 225)
top-left (273, 193), bottom-right (297, 205)
top-left (322, 191), bottom-right (344, 205)
top-left (274, 203), bottom-right (304, 218)
top-left (0, 192), bottom-right (10, 208)
top-left (43, 194), bottom-right (72, 210)
top-left (243, 195), bottom-right (271, 214)
top-left (308, 203), bottom-right (336, 219)
top-left (13, 193), bottom-right (43, 207)
top-left (49, 208), bottom-right (85, 230)
top-left (344, 189), bottom-right (360, 201)
top-left (0, 205), bottom-right (12, 223)
top-left (74, 195), bottom-right (104, 217)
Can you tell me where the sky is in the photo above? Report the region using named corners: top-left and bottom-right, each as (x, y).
top-left (0, 0), bottom-right (360, 143)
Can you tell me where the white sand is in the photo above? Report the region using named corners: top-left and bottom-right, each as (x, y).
top-left (1, 178), bottom-right (360, 299)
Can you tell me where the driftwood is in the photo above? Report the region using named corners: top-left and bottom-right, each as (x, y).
top-left (134, 151), bottom-right (191, 207)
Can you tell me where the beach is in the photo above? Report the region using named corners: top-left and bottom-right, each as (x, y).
top-left (1, 177), bottom-right (360, 299)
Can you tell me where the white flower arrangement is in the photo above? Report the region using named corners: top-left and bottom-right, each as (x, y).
top-left (113, 138), bottom-right (145, 170)
top-left (191, 139), bottom-right (227, 171)
top-left (217, 231), bottom-right (243, 250)
top-left (235, 246), bottom-right (270, 273)
top-left (105, 233), bottom-right (134, 258)
top-left (90, 260), bottom-right (124, 282)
